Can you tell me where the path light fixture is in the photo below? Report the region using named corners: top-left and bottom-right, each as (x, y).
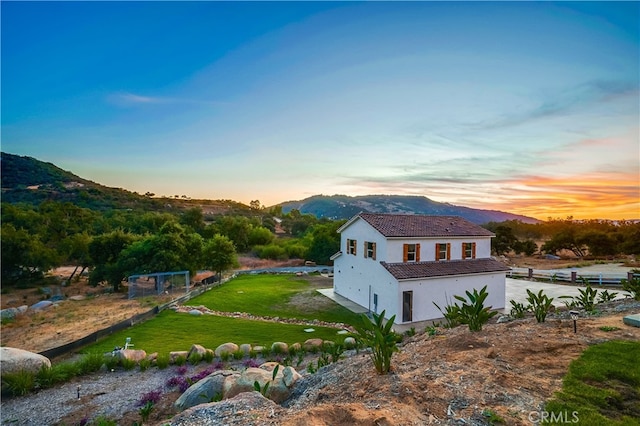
top-left (77, 384), bottom-right (81, 399)
top-left (570, 310), bottom-right (579, 333)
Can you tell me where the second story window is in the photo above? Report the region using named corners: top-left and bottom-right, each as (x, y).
top-left (365, 241), bottom-right (377, 260)
top-left (403, 243), bottom-right (420, 262)
top-left (436, 243), bottom-right (450, 261)
top-left (463, 242), bottom-right (476, 259)
top-left (347, 239), bottom-right (357, 255)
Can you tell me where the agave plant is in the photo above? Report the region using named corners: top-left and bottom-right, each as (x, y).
top-left (350, 310), bottom-right (399, 374)
top-left (453, 285), bottom-right (497, 332)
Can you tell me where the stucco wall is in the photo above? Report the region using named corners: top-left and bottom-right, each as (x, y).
top-left (385, 237), bottom-right (492, 262)
top-left (396, 272), bottom-right (506, 323)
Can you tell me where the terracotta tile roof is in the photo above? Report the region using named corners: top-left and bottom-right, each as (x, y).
top-left (357, 213), bottom-right (495, 238)
top-left (380, 258), bottom-right (510, 280)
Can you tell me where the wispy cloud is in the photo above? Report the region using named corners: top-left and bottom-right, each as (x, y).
top-left (475, 79), bottom-right (639, 130)
top-left (106, 91), bottom-right (225, 108)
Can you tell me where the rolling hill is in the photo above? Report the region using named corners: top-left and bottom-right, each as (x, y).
top-left (278, 194), bottom-right (540, 224)
top-left (2, 152), bottom-right (539, 223)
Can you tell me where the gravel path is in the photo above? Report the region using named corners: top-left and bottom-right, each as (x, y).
top-left (1, 367), bottom-right (176, 425)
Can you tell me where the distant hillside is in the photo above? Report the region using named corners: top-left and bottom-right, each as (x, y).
top-left (278, 194), bottom-right (540, 224)
top-left (0, 152), bottom-right (251, 215)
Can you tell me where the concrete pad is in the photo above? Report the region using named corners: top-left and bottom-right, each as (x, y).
top-left (316, 288), bottom-right (368, 314)
top-left (623, 314), bottom-right (640, 327)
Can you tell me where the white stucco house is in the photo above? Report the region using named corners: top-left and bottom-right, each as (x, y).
top-left (331, 213), bottom-right (510, 324)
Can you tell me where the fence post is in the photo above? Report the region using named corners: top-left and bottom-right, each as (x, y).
top-left (599, 273), bottom-right (602, 286)
top-left (528, 268), bottom-right (533, 279)
top-left (629, 272), bottom-right (634, 282)
top-left (571, 271), bottom-right (577, 284)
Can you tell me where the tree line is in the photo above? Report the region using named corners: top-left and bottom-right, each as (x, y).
top-left (3, 202), bottom-right (638, 291)
top-left (485, 217), bottom-right (640, 258)
top-left (1, 201), bottom-right (343, 290)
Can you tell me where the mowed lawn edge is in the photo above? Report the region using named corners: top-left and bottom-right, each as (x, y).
top-left (82, 274), bottom-right (360, 355)
top-left (84, 310), bottom-right (350, 355)
top-left (188, 273), bottom-right (360, 325)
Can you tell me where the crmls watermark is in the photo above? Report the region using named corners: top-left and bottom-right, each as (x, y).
top-left (528, 410), bottom-right (579, 424)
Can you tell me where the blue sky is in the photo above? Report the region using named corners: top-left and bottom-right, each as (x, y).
top-left (2, 1), bottom-right (639, 220)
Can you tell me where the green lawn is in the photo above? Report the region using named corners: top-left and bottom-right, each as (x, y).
top-left (82, 274), bottom-right (359, 355)
top-left (188, 274), bottom-right (360, 324)
top-left (544, 340), bottom-right (640, 425)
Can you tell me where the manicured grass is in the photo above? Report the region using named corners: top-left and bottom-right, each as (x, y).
top-left (544, 340), bottom-right (640, 425)
top-left (83, 310), bottom-right (349, 355)
top-left (188, 274), bottom-right (360, 324)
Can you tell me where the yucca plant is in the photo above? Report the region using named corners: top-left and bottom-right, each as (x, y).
top-left (509, 300), bottom-right (528, 318)
top-left (597, 289), bottom-right (618, 303)
top-left (575, 284), bottom-right (598, 312)
top-left (621, 276), bottom-right (640, 300)
top-left (433, 299), bottom-right (460, 328)
top-left (453, 285), bottom-right (497, 332)
top-left (350, 310), bottom-right (399, 375)
top-left (526, 289), bottom-right (554, 323)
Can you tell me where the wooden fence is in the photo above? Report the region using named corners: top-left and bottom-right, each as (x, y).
top-left (509, 268), bottom-right (638, 286)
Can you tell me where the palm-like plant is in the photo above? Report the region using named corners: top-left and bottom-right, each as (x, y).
top-left (351, 310), bottom-right (399, 374)
top-left (454, 285), bottom-right (497, 332)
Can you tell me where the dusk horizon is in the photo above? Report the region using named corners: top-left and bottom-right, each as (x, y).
top-left (2, 2), bottom-right (638, 221)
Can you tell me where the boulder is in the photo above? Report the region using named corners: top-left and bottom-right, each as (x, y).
top-left (68, 295), bottom-right (86, 301)
top-left (224, 365), bottom-right (301, 403)
top-left (497, 315), bottom-right (513, 324)
top-left (30, 300), bottom-right (53, 311)
top-left (188, 309), bottom-right (203, 316)
top-left (259, 362), bottom-right (279, 372)
top-left (170, 351), bottom-right (189, 363)
top-left (187, 344), bottom-right (207, 359)
top-left (289, 342), bottom-right (301, 352)
top-left (174, 370), bottom-right (239, 411)
top-left (0, 347), bottom-right (51, 375)
top-left (1, 308), bottom-right (19, 321)
top-left (214, 343), bottom-right (238, 357)
top-left (271, 341), bottom-right (288, 354)
top-left (114, 349), bottom-right (147, 363)
top-left (343, 337), bottom-right (357, 349)
top-left (239, 344), bottom-right (252, 355)
top-left (170, 392), bottom-right (281, 425)
top-left (303, 338), bottom-right (324, 351)
top-left (16, 305), bottom-right (28, 314)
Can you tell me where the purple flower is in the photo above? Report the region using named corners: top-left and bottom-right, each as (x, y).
top-left (176, 365), bottom-right (188, 376)
top-left (243, 359), bottom-right (261, 368)
top-left (137, 389), bottom-right (162, 407)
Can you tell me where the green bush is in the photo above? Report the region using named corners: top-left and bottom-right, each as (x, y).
top-left (156, 353), bottom-right (170, 370)
top-left (526, 289), bottom-right (554, 323)
top-left (575, 285), bottom-right (598, 312)
top-left (203, 350), bottom-right (215, 363)
top-left (173, 355), bottom-right (187, 366)
top-left (121, 358), bottom-right (137, 371)
top-left (77, 353), bottom-right (106, 375)
top-left (621, 276), bottom-right (640, 300)
top-left (597, 289), bottom-right (618, 303)
top-left (188, 352), bottom-right (203, 365)
top-left (453, 285), bottom-right (497, 332)
top-left (433, 297), bottom-right (460, 328)
top-left (509, 300), bottom-right (528, 318)
top-left (351, 310), bottom-right (399, 375)
top-left (2, 369), bottom-right (35, 396)
top-left (139, 358), bottom-right (152, 372)
top-left (36, 365), bottom-right (67, 389)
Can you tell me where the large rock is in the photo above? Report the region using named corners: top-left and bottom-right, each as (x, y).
top-left (214, 343), bottom-right (238, 357)
top-left (174, 370), bottom-right (239, 411)
top-left (30, 300), bottom-right (54, 311)
top-left (270, 341), bottom-right (288, 354)
top-left (303, 338), bottom-right (324, 351)
top-left (0, 347), bottom-right (51, 375)
top-left (224, 365), bottom-right (301, 403)
top-left (170, 392), bottom-right (282, 426)
top-left (343, 337), bottom-right (357, 349)
top-left (114, 349), bottom-right (147, 363)
top-left (187, 344), bottom-right (207, 359)
top-left (1, 308), bottom-right (19, 321)
top-left (239, 343), bottom-right (252, 355)
top-left (170, 351), bottom-right (189, 363)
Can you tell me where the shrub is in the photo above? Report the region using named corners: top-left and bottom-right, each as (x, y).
top-left (405, 327), bottom-right (416, 337)
top-left (121, 358), bottom-right (137, 371)
top-left (139, 358), bottom-right (151, 372)
top-left (77, 353), bottom-right (106, 375)
top-left (2, 369), bottom-right (35, 396)
top-left (350, 310), bottom-right (399, 375)
top-left (575, 285), bottom-right (598, 312)
top-left (509, 300), bottom-right (528, 318)
top-left (203, 350), bottom-right (215, 363)
top-left (425, 325), bottom-right (438, 336)
top-left (433, 298), bottom-right (460, 328)
top-left (526, 289), bottom-right (554, 323)
top-left (174, 355), bottom-right (187, 366)
top-left (597, 289), bottom-right (618, 303)
top-left (156, 354), bottom-right (170, 370)
top-left (138, 401), bottom-right (154, 424)
top-left (233, 349), bottom-right (245, 360)
top-left (36, 365), bottom-right (66, 389)
top-left (453, 286), bottom-right (497, 332)
top-left (621, 276), bottom-right (640, 300)
top-left (188, 352), bottom-right (203, 366)
top-left (92, 415), bottom-right (117, 426)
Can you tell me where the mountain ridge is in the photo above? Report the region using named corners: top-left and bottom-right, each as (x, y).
top-left (278, 194), bottom-right (540, 224)
top-left (1, 152), bottom-right (539, 223)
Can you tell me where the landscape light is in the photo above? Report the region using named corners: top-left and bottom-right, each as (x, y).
top-left (569, 310), bottom-right (579, 333)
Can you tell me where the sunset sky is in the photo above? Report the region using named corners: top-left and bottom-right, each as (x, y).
top-left (2, 2), bottom-right (639, 221)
